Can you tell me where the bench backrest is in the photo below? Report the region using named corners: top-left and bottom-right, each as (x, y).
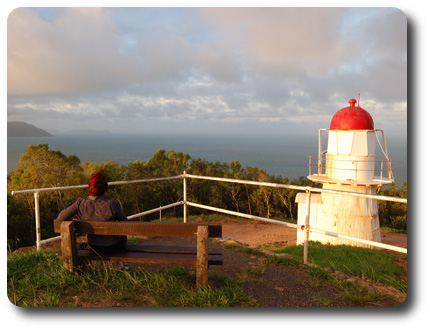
top-left (53, 219), bottom-right (222, 238)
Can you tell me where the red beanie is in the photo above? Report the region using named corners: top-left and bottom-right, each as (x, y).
top-left (88, 172), bottom-right (108, 196)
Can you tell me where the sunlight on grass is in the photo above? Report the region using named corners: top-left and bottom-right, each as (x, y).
top-left (263, 241), bottom-right (407, 292)
top-left (7, 250), bottom-right (257, 307)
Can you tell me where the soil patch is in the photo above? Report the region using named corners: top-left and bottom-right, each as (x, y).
top-left (193, 217), bottom-right (407, 249)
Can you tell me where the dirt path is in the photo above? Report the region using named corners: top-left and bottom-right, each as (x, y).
top-left (196, 217), bottom-right (407, 249)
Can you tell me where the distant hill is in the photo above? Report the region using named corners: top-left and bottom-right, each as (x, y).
top-left (7, 121), bottom-right (53, 137)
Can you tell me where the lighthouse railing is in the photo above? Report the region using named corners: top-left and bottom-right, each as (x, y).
top-left (11, 173), bottom-right (407, 262)
top-left (312, 128), bottom-right (395, 183)
top-left (309, 155), bottom-right (394, 183)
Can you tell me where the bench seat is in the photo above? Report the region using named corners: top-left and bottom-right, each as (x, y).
top-left (58, 247), bottom-right (223, 265)
top-left (125, 244), bottom-right (223, 255)
top-left (54, 219), bottom-right (223, 287)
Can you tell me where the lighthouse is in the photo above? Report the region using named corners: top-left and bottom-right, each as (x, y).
top-left (301, 98), bottom-right (394, 247)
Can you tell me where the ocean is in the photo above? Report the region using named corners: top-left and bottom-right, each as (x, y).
top-left (7, 133), bottom-right (408, 185)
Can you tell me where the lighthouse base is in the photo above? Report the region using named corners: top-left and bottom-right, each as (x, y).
top-left (297, 184), bottom-right (381, 248)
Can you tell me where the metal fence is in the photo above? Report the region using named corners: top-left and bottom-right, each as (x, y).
top-left (11, 171), bottom-right (407, 263)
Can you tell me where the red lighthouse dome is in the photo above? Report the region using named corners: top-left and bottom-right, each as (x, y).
top-left (330, 99), bottom-right (374, 130)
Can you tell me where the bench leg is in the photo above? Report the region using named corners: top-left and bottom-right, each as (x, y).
top-left (196, 226), bottom-right (209, 288)
top-left (61, 221), bottom-right (78, 272)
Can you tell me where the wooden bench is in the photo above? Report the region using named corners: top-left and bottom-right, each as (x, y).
top-left (53, 219), bottom-right (223, 287)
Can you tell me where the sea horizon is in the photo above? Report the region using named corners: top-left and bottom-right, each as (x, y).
top-left (7, 132), bottom-right (408, 185)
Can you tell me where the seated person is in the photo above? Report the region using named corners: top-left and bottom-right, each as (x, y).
top-left (57, 172), bottom-right (128, 253)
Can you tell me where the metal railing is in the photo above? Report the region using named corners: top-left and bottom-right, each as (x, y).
top-left (311, 128), bottom-right (395, 183)
top-left (11, 175), bottom-right (183, 250)
top-left (10, 172), bottom-right (407, 263)
top-left (308, 155), bottom-right (394, 182)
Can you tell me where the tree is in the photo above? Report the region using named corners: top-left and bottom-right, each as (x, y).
top-left (188, 157), bottom-right (212, 210)
top-left (9, 143), bottom-right (84, 193)
top-left (8, 144), bottom-right (86, 247)
top-left (243, 166), bottom-right (273, 217)
top-left (8, 143), bottom-right (407, 251)
top-left (82, 160), bottom-right (125, 182)
top-left (273, 177), bottom-right (297, 220)
top-left (122, 160), bottom-right (149, 216)
top-left (8, 143), bottom-right (86, 211)
top-left (378, 182), bottom-right (407, 230)
top-left (7, 194), bottom-right (33, 250)
top-left (121, 150), bottom-right (191, 219)
top-left (243, 166), bottom-right (260, 215)
top-left (226, 160), bottom-right (246, 212)
top-left (255, 169), bottom-right (273, 218)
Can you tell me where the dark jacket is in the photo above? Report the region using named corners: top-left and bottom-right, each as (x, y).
top-left (57, 196), bottom-right (127, 247)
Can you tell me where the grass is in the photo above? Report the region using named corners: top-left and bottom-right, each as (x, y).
top-left (236, 266), bottom-right (266, 281)
top-left (223, 243), bottom-right (405, 306)
top-left (7, 243), bottom-right (406, 307)
top-left (380, 226), bottom-right (407, 234)
top-left (7, 250), bottom-right (257, 307)
top-left (7, 213), bottom-right (407, 307)
top-left (126, 236), bottom-right (140, 245)
top-left (262, 241), bottom-right (407, 293)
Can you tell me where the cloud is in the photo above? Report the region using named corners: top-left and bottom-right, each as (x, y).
top-left (199, 8), bottom-right (347, 76)
top-left (8, 8), bottom-right (127, 96)
top-left (7, 7), bottom-right (407, 136)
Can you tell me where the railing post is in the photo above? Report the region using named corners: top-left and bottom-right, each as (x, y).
top-left (303, 189), bottom-right (311, 264)
top-left (34, 191), bottom-right (41, 250)
top-left (388, 159), bottom-right (393, 180)
top-left (183, 171), bottom-right (188, 223)
top-left (318, 129), bottom-right (323, 175)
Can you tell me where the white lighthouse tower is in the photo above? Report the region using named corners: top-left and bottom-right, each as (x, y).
top-left (304, 98), bottom-right (394, 247)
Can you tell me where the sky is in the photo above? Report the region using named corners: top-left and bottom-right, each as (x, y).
top-left (4, 1), bottom-right (430, 327)
top-left (6, 7), bottom-right (407, 137)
